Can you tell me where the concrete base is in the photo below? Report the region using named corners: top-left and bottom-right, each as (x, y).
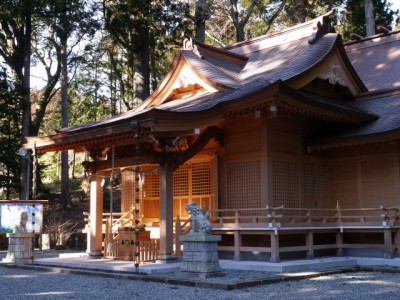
top-left (3, 232), bottom-right (35, 264)
top-left (180, 233), bottom-right (223, 275)
top-left (156, 254), bottom-right (179, 263)
top-left (182, 271), bottom-right (226, 279)
top-left (88, 250), bottom-right (103, 258)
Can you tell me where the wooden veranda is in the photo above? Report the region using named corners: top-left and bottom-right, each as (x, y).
top-left (85, 204), bottom-right (400, 263)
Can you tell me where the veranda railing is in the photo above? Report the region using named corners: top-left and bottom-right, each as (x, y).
top-left (84, 205), bottom-right (400, 262)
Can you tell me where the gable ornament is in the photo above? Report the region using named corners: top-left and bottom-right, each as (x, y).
top-left (318, 64), bottom-right (346, 86)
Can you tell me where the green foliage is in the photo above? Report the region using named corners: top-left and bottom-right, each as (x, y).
top-left (339, 0), bottom-right (398, 41)
top-left (282, 0), bottom-right (343, 25)
top-left (103, 0), bottom-right (191, 109)
top-left (0, 67), bottom-right (21, 199)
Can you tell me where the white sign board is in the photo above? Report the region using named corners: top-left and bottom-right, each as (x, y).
top-left (0, 201), bottom-right (44, 233)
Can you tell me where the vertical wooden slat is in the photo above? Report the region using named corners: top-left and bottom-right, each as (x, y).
top-left (336, 231), bottom-right (343, 257)
top-left (306, 231), bottom-right (314, 259)
top-left (384, 229), bottom-right (393, 259)
top-left (270, 232), bottom-right (280, 263)
top-left (234, 231), bottom-right (241, 261)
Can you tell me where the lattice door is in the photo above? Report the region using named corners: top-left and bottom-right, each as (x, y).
top-left (142, 167), bottom-right (160, 219)
top-left (173, 164), bottom-right (190, 218)
top-left (304, 163), bottom-right (327, 208)
top-left (121, 171), bottom-right (143, 215)
top-left (226, 160), bottom-right (261, 209)
top-left (272, 159), bottom-right (300, 208)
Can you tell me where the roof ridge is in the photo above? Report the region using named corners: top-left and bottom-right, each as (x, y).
top-left (344, 29), bottom-right (400, 47)
top-left (223, 10), bottom-right (336, 53)
top-left (181, 50), bottom-right (241, 87)
top-left (183, 37), bottom-right (248, 62)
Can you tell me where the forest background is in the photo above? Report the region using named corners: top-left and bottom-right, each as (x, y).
top-left (0, 0), bottom-right (399, 210)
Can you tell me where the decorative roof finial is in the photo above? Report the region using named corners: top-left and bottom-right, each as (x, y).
top-left (182, 37), bottom-right (202, 58)
top-left (308, 14), bottom-right (335, 44)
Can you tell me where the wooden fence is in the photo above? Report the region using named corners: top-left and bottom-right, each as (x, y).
top-left (84, 205), bottom-right (400, 263)
top-left (206, 205), bottom-right (400, 262)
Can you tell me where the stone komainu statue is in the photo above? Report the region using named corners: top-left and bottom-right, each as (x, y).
top-left (185, 202), bottom-right (212, 234)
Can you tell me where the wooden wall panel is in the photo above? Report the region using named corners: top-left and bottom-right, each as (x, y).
top-left (223, 115), bottom-right (266, 155)
top-left (361, 156), bottom-right (397, 207)
top-left (225, 130), bottom-right (262, 154)
top-left (269, 130), bottom-right (302, 154)
top-left (328, 159), bottom-right (358, 208)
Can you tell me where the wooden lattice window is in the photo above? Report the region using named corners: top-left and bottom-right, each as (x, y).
top-left (173, 164), bottom-right (190, 197)
top-left (226, 160), bottom-right (261, 209)
top-left (192, 161), bottom-right (212, 196)
top-left (304, 163), bottom-right (327, 208)
top-left (122, 171), bottom-right (143, 213)
top-left (272, 160), bottom-right (300, 208)
top-left (141, 158), bottom-right (215, 220)
top-left (142, 168), bottom-right (159, 198)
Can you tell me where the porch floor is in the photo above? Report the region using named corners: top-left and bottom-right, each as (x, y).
top-left (5, 250), bottom-right (400, 274)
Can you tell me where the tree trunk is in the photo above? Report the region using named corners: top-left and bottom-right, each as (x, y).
top-left (133, 2), bottom-right (150, 104)
top-left (20, 10), bottom-right (32, 200)
top-left (195, 0), bottom-right (206, 42)
top-left (364, 0), bottom-right (375, 36)
top-left (229, 0), bottom-right (258, 42)
top-left (134, 47), bottom-right (150, 103)
top-left (61, 31), bottom-right (71, 208)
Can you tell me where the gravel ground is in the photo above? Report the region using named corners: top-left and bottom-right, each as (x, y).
top-left (2, 250), bottom-right (400, 299)
top-left (1, 266), bottom-right (400, 300)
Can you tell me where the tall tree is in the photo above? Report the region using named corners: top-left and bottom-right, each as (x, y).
top-left (59, 0), bottom-right (71, 208)
top-left (205, 0), bottom-right (289, 45)
top-left (0, 67), bottom-right (21, 199)
top-left (0, 0), bottom-right (40, 199)
top-left (276, 0), bottom-right (343, 29)
top-left (195, 0), bottom-right (207, 42)
top-left (104, 0), bottom-right (150, 109)
top-left (37, 0), bottom-right (100, 207)
top-left (364, 0), bottom-right (375, 36)
top-left (104, 0), bottom-right (190, 110)
top-left (229, 0), bottom-right (262, 42)
top-left (340, 0), bottom-right (397, 40)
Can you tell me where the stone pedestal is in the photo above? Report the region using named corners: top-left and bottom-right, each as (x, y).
top-left (179, 233), bottom-right (224, 278)
top-left (2, 232), bottom-right (35, 264)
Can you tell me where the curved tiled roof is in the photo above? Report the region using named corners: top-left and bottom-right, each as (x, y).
top-left (349, 92), bottom-right (400, 136)
top-left (182, 50), bottom-right (240, 88)
top-left (27, 13), bottom-right (382, 153)
top-left (345, 31), bottom-right (400, 91)
top-left (57, 28), bottom-right (347, 134)
top-left (308, 31), bottom-right (400, 150)
top-left (308, 90), bottom-right (400, 151)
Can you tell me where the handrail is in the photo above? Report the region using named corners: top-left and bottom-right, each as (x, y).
top-left (209, 205), bottom-right (400, 227)
top-left (84, 206), bottom-right (400, 230)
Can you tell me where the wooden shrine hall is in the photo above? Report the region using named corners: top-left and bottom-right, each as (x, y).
top-left (25, 11), bottom-right (400, 262)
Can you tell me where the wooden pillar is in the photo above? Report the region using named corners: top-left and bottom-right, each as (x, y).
top-left (395, 228), bottom-right (400, 256)
top-left (158, 163), bottom-right (176, 261)
top-left (88, 175), bottom-right (103, 256)
top-left (384, 229), bottom-right (393, 259)
top-left (306, 231), bottom-right (314, 259)
top-left (120, 172), bottom-right (129, 213)
top-left (336, 230), bottom-right (343, 257)
top-left (233, 231), bottom-right (241, 261)
top-left (270, 231), bottom-right (280, 263)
